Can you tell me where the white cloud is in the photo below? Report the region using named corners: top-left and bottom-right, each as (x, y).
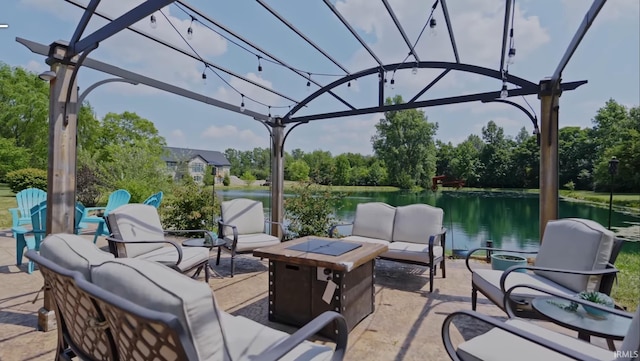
top-left (170, 129), bottom-right (185, 141)
top-left (201, 124), bottom-right (267, 149)
top-left (23, 60), bottom-right (45, 73)
top-left (314, 114), bottom-right (380, 155)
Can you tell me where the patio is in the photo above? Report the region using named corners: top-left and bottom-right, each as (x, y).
top-left (0, 226), bottom-right (618, 361)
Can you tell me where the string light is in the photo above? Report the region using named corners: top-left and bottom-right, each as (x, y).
top-left (306, 73), bottom-right (311, 91)
top-left (187, 16), bottom-right (194, 40)
top-left (258, 56), bottom-right (263, 73)
top-left (150, 14), bottom-right (157, 29)
top-left (507, 48), bottom-right (516, 64)
top-left (390, 75), bottom-right (395, 90)
top-left (201, 68), bottom-right (207, 84)
top-left (429, 18), bottom-right (437, 36)
top-left (500, 81), bottom-right (508, 99)
top-left (268, 106), bottom-right (272, 121)
top-left (240, 94), bottom-right (245, 112)
top-left (412, 62), bottom-right (418, 75)
top-left (347, 81), bottom-right (351, 88)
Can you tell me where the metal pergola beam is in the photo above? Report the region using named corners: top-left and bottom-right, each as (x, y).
top-left (285, 60), bottom-right (541, 120)
top-left (498, 0), bottom-right (513, 73)
top-left (65, 0), bottom-right (300, 105)
top-left (322, 0), bottom-right (384, 67)
top-left (68, 0), bottom-right (100, 50)
top-left (381, 0), bottom-right (420, 62)
top-left (176, 0), bottom-right (355, 111)
top-left (256, 0), bottom-right (350, 75)
top-left (18, 37), bottom-right (270, 121)
top-left (440, 0), bottom-right (460, 62)
top-left (551, 0), bottom-right (607, 86)
top-left (70, 0), bottom-right (175, 56)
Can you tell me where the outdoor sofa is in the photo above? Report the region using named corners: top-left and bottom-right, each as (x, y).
top-left (329, 202), bottom-right (446, 292)
top-left (29, 233), bottom-right (348, 361)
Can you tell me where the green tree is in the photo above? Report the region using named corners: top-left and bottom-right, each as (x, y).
top-left (0, 63), bottom-right (49, 168)
top-left (284, 182), bottom-right (344, 239)
top-left (160, 177), bottom-right (219, 231)
top-left (559, 126), bottom-right (594, 190)
top-left (479, 121), bottom-right (513, 188)
top-left (451, 136), bottom-right (482, 186)
top-left (287, 159), bottom-right (310, 181)
top-left (240, 170), bottom-right (256, 186)
top-left (372, 95), bottom-right (438, 189)
top-left (436, 140), bottom-right (455, 178)
top-left (0, 138), bottom-right (29, 182)
top-left (333, 154), bottom-right (352, 185)
top-left (304, 150), bottom-right (335, 185)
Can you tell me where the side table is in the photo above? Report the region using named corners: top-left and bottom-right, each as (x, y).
top-left (531, 296), bottom-right (631, 350)
top-left (183, 237), bottom-right (227, 279)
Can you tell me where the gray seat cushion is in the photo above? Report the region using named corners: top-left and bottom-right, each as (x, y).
top-left (39, 233), bottom-right (114, 281)
top-left (472, 269), bottom-right (575, 310)
top-left (457, 319), bottom-right (613, 361)
top-left (383, 241), bottom-right (443, 264)
top-left (107, 204), bottom-right (166, 258)
top-left (221, 198), bottom-right (266, 236)
top-left (91, 258), bottom-right (229, 361)
top-left (135, 245), bottom-right (209, 272)
top-left (222, 314), bottom-right (333, 361)
top-left (227, 233), bottom-right (280, 253)
top-left (341, 235), bottom-right (390, 246)
top-left (392, 204), bottom-right (444, 244)
top-left (534, 218), bottom-right (614, 292)
top-left (351, 203), bottom-right (396, 242)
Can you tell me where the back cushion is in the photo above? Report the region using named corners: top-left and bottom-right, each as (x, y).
top-left (393, 204), bottom-right (444, 244)
top-left (107, 204), bottom-right (164, 258)
top-left (91, 258), bottom-right (229, 361)
top-left (352, 203), bottom-right (396, 242)
top-left (221, 199), bottom-right (265, 235)
top-left (40, 233), bottom-right (114, 281)
top-left (534, 218), bottom-right (614, 292)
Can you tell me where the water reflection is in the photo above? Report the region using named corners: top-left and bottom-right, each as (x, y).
top-left (217, 189), bottom-right (639, 252)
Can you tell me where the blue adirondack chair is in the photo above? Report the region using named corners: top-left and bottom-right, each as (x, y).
top-left (82, 189), bottom-right (131, 243)
top-left (9, 188), bottom-right (47, 230)
top-left (13, 201), bottom-right (86, 273)
top-left (142, 191), bottom-right (164, 208)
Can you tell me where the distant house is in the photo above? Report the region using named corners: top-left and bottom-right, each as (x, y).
top-left (163, 147), bottom-right (231, 184)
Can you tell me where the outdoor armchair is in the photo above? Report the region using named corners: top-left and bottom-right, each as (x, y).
top-left (442, 285), bottom-right (639, 361)
top-left (106, 203), bottom-right (212, 281)
top-left (217, 198), bottom-right (284, 277)
top-left (82, 189), bottom-right (131, 243)
top-left (142, 191), bottom-right (164, 208)
top-left (27, 233), bottom-right (348, 361)
top-left (465, 218), bottom-right (623, 318)
top-left (9, 187), bottom-right (46, 230)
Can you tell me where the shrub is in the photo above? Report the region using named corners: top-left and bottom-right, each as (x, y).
top-left (240, 171), bottom-right (256, 186)
top-left (6, 168), bottom-right (47, 193)
top-left (223, 173), bottom-right (230, 186)
top-left (76, 163), bottom-right (106, 207)
top-left (160, 177), bottom-right (219, 232)
top-left (284, 182), bottom-right (345, 239)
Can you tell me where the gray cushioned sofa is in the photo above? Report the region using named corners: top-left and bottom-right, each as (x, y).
top-left (30, 233), bottom-right (348, 361)
top-left (330, 202), bottom-right (446, 292)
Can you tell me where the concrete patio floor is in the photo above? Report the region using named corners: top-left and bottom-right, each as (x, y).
top-left (0, 227), bottom-right (617, 361)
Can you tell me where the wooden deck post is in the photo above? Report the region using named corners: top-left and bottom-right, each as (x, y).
top-left (538, 78), bottom-right (561, 243)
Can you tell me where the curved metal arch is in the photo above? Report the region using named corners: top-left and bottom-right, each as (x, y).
top-left (283, 61), bottom-right (538, 123)
top-left (483, 98), bottom-right (541, 146)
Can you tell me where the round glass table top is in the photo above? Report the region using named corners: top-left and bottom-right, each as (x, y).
top-left (531, 297), bottom-right (631, 340)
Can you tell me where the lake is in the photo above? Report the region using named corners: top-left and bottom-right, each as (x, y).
top-left (218, 189), bottom-right (639, 252)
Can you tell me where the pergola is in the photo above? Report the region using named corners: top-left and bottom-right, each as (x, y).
top-left (19, 0), bottom-right (608, 329)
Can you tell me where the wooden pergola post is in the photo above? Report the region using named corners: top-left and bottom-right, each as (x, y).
top-left (39, 42), bottom-right (79, 331)
top-left (538, 78), bottom-right (561, 242)
top-left (270, 119), bottom-right (285, 240)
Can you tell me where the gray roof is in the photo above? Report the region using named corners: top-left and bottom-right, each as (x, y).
top-left (163, 147), bottom-right (231, 167)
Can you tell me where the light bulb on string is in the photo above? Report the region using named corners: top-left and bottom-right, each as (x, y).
top-left (306, 73), bottom-right (311, 91)
top-left (412, 62), bottom-right (418, 75)
top-left (347, 81), bottom-right (351, 88)
top-left (429, 18), bottom-right (437, 36)
top-left (150, 14), bottom-right (157, 29)
top-left (186, 17), bottom-right (194, 40)
top-left (201, 70), bottom-right (207, 84)
top-left (390, 78), bottom-right (395, 90)
top-left (500, 82), bottom-right (508, 99)
top-left (258, 57), bottom-right (263, 73)
top-left (507, 47), bottom-right (516, 64)
top-left (240, 95), bottom-right (245, 112)
top-left (268, 106), bottom-right (272, 121)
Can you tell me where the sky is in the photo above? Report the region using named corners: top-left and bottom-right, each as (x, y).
top-left (1, 0), bottom-right (638, 156)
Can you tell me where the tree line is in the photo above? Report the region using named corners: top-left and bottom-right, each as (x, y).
top-left (1, 63), bottom-right (638, 195)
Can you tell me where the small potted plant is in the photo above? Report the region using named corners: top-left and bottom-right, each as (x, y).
top-left (577, 291), bottom-right (614, 317)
